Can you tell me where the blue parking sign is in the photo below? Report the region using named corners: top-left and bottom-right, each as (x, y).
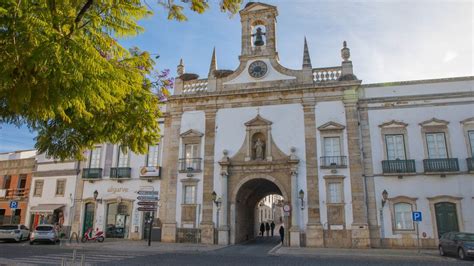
top-left (412, 211), bottom-right (422, 222)
top-left (9, 201), bottom-right (18, 209)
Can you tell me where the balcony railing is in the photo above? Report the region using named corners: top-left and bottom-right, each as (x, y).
top-left (82, 168), bottom-right (103, 179)
top-left (467, 158), bottom-right (474, 172)
top-left (110, 167), bottom-right (132, 179)
top-left (0, 188), bottom-right (29, 199)
top-left (423, 158), bottom-right (459, 173)
top-left (320, 156), bottom-right (347, 168)
top-left (179, 158), bottom-right (202, 172)
top-left (382, 160), bottom-right (416, 174)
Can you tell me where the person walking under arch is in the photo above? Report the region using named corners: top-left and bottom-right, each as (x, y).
top-left (260, 223), bottom-right (265, 237)
top-left (279, 225), bottom-right (284, 244)
top-left (270, 221), bottom-right (275, 237)
top-left (265, 222), bottom-right (270, 237)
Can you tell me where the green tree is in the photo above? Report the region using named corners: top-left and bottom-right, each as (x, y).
top-left (0, 0), bottom-right (242, 160)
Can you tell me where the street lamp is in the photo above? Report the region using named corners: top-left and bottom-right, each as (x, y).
top-left (93, 190), bottom-right (102, 204)
top-left (298, 189), bottom-right (305, 210)
top-left (212, 191), bottom-right (222, 228)
top-left (381, 190), bottom-right (388, 208)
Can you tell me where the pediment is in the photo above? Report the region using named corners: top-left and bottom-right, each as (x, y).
top-left (378, 120), bottom-right (408, 128)
top-left (180, 129), bottom-right (204, 138)
top-left (241, 3), bottom-right (276, 13)
top-left (419, 118), bottom-right (449, 127)
top-left (460, 117), bottom-right (474, 125)
top-left (318, 121), bottom-right (345, 131)
top-left (245, 115), bottom-right (272, 127)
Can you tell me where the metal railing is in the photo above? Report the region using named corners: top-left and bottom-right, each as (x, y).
top-left (467, 158), bottom-right (474, 172)
top-left (423, 158), bottom-right (459, 172)
top-left (82, 168), bottom-right (103, 179)
top-left (0, 188), bottom-right (29, 199)
top-left (110, 167), bottom-right (132, 179)
top-left (382, 160), bottom-right (416, 174)
top-left (320, 156), bottom-right (347, 168)
top-left (179, 158), bottom-right (202, 172)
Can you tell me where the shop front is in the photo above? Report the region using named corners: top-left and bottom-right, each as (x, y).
top-left (29, 204), bottom-right (66, 235)
top-left (105, 200), bottom-right (132, 239)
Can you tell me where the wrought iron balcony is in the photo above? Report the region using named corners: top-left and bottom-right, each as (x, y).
top-left (82, 168), bottom-right (103, 179)
top-left (467, 158), bottom-right (474, 172)
top-left (382, 160), bottom-right (416, 174)
top-left (110, 167), bottom-right (132, 179)
top-left (423, 158), bottom-right (459, 173)
top-left (0, 188), bottom-right (29, 199)
top-left (320, 156), bottom-right (347, 168)
top-left (179, 158), bottom-right (202, 172)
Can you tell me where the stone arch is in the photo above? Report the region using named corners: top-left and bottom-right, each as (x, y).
top-left (230, 174), bottom-right (289, 244)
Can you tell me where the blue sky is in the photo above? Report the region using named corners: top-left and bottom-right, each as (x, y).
top-left (1, 0), bottom-right (472, 152)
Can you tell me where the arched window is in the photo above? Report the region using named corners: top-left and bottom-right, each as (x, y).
top-left (394, 203), bottom-right (414, 230)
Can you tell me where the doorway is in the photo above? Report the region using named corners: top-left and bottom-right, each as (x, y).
top-left (435, 202), bottom-right (459, 238)
top-left (83, 203), bottom-right (95, 234)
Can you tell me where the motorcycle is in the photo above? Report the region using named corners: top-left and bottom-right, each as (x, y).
top-left (81, 227), bottom-right (105, 243)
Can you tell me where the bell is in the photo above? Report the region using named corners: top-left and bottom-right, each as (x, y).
top-left (253, 27), bottom-right (265, 46)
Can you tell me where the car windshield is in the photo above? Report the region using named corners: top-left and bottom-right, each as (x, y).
top-left (456, 233), bottom-right (474, 241)
top-left (36, 226), bottom-right (53, 231)
top-left (0, 225), bottom-right (17, 230)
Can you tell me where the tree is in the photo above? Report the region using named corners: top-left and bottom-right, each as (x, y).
top-left (0, 0), bottom-right (242, 160)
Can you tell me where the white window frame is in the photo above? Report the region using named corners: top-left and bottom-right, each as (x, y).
top-left (425, 132), bottom-right (448, 159)
top-left (323, 137), bottom-right (341, 157)
top-left (116, 146), bottom-right (129, 167)
top-left (385, 134), bottom-right (407, 160)
top-left (393, 202), bottom-right (414, 230)
top-left (89, 147), bottom-right (102, 168)
top-left (33, 180), bottom-right (44, 197)
top-left (146, 145), bottom-right (160, 167)
top-left (55, 179), bottom-right (66, 197)
top-left (183, 185), bottom-right (196, 204)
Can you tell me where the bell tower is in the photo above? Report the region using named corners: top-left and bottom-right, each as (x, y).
top-left (239, 2), bottom-right (278, 60)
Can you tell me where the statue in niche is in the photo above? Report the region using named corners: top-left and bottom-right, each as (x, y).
top-left (252, 27), bottom-right (265, 46)
top-left (254, 138), bottom-right (265, 160)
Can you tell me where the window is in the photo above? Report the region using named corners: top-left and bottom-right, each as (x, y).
top-left (385, 134), bottom-right (406, 160)
top-left (323, 137), bottom-right (341, 157)
top-left (3, 175), bottom-right (11, 189)
top-left (146, 145), bottom-right (160, 167)
top-left (117, 146), bottom-right (129, 167)
top-left (55, 180), bottom-right (66, 196)
top-left (468, 131), bottom-right (474, 157)
top-left (184, 144), bottom-right (199, 159)
top-left (33, 180), bottom-right (44, 197)
top-left (426, 133), bottom-right (448, 158)
top-left (18, 174), bottom-right (27, 189)
top-left (327, 182), bottom-right (343, 203)
top-left (393, 203), bottom-right (414, 230)
top-left (89, 147), bottom-right (102, 168)
top-left (184, 185), bottom-right (196, 204)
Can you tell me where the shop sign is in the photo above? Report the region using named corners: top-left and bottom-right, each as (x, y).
top-left (139, 166), bottom-right (161, 177)
top-left (107, 187), bottom-right (129, 194)
top-left (137, 207), bottom-right (157, 212)
top-left (137, 191), bottom-right (159, 195)
top-left (137, 201), bottom-right (158, 206)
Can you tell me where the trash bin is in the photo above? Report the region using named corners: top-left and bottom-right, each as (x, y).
top-left (151, 227), bottom-right (161, 241)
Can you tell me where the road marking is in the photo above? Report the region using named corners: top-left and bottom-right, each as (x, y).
top-left (1, 252), bottom-right (145, 265)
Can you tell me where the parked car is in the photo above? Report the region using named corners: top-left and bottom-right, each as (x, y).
top-left (0, 224), bottom-right (30, 242)
top-left (439, 232), bottom-right (474, 260)
top-left (30, 224), bottom-right (59, 245)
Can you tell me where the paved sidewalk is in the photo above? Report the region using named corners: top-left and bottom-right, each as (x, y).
top-left (61, 238), bottom-right (224, 253)
top-left (272, 244), bottom-right (448, 261)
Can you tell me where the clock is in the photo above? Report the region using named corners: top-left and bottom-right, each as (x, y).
top-left (248, 60), bottom-right (268, 78)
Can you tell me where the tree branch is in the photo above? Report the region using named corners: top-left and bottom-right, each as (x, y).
top-left (75, 0), bottom-right (94, 24)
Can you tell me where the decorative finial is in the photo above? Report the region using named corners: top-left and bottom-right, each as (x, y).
top-left (208, 47), bottom-right (217, 78)
top-left (302, 37), bottom-right (312, 69)
top-left (223, 149), bottom-right (228, 156)
top-left (341, 41), bottom-right (350, 62)
top-left (177, 58), bottom-right (185, 76)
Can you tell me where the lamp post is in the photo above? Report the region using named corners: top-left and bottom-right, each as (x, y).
top-left (211, 191), bottom-right (222, 228)
top-left (298, 189), bottom-right (305, 210)
top-left (380, 190), bottom-right (389, 245)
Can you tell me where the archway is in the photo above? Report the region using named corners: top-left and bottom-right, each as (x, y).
top-left (232, 177), bottom-right (287, 244)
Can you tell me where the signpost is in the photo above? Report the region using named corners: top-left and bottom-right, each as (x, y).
top-left (412, 211), bottom-right (422, 253)
top-left (137, 190), bottom-right (159, 247)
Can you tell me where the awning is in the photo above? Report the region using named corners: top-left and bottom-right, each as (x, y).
top-left (30, 204), bottom-right (64, 214)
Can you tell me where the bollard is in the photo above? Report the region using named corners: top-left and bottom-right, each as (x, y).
top-left (61, 258), bottom-right (66, 266)
top-left (72, 249), bottom-right (76, 263)
top-left (80, 254), bottom-right (85, 266)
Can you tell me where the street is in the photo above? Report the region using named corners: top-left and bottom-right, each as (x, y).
top-left (0, 237), bottom-right (471, 266)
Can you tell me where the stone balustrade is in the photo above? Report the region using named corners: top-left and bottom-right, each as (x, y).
top-left (312, 67), bottom-right (342, 83)
top-left (182, 79), bottom-right (208, 94)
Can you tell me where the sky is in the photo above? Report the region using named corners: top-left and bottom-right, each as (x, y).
top-left (0, 0), bottom-right (472, 153)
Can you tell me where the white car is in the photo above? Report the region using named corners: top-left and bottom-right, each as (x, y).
top-left (0, 224), bottom-right (30, 242)
top-left (30, 225), bottom-right (59, 244)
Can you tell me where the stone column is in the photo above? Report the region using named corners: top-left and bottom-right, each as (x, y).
top-left (218, 169), bottom-right (230, 245)
top-left (343, 88), bottom-right (370, 248)
top-left (289, 169), bottom-right (300, 247)
top-left (160, 112), bottom-right (182, 243)
top-left (302, 101), bottom-right (324, 247)
top-left (200, 109), bottom-right (217, 244)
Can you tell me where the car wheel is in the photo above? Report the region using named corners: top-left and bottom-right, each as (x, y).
top-left (458, 248), bottom-right (466, 260)
top-left (439, 246), bottom-right (446, 256)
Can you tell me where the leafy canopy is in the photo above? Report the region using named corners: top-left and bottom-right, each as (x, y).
top-left (0, 0), bottom-right (242, 160)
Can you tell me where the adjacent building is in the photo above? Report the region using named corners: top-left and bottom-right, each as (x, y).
top-left (0, 150), bottom-right (36, 225)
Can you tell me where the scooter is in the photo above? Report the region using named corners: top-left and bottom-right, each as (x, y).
top-left (81, 227), bottom-right (105, 243)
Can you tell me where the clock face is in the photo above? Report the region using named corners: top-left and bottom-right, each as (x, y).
top-left (248, 60), bottom-right (268, 78)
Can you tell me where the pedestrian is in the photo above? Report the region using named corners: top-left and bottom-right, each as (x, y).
top-left (265, 222), bottom-right (270, 236)
top-left (260, 223), bottom-right (265, 237)
top-left (279, 225), bottom-right (284, 244)
top-left (270, 221), bottom-right (275, 236)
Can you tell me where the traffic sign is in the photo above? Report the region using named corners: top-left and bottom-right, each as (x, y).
top-left (9, 201), bottom-right (18, 209)
top-left (137, 191), bottom-right (159, 195)
top-left (138, 207), bottom-right (157, 212)
top-left (137, 201), bottom-right (158, 206)
top-left (412, 211), bottom-right (422, 222)
top-left (137, 196), bottom-right (159, 201)
top-left (283, 204), bottom-right (291, 212)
